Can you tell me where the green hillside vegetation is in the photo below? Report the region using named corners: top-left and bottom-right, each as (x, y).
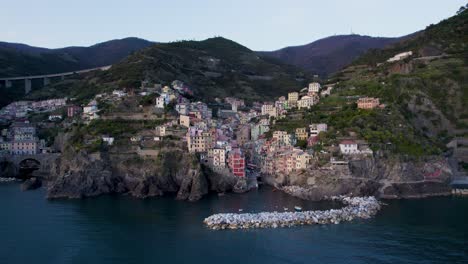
top-left (271, 9), bottom-right (468, 157)
top-left (353, 9), bottom-right (468, 65)
top-left (93, 37), bottom-right (310, 102)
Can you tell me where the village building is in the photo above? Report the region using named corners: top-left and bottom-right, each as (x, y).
top-left (298, 95), bottom-right (315, 109)
top-left (10, 140), bottom-right (38, 155)
top-left (357, 97), bottom-right (380, 109)
top-left (236, 125), bottom-right (251, 146)
top-left (308, 82), bottom-right (321, 93)
top-left (339, 140), bottom-right (359, 154)
top-left (187, 127), bottom-right (213, 153)
top-left (387, 51), bottom-right (413, 62)
top-left (102, 136), bottom-right (114, 145)
top-left (175, 103), bottom-right (190, 115)
top-left (321, 86), bottom-right (333, 97)
top-left (5, 122), bottom-right (39, 155)
top-left (83, 100), bottom-right (99, 120)
top-left (31, 98), bottom-right (67, 110)
top-left (227, 148), bottom-right (246, 177)
top-left (295, 128), bottom-right (308, 141)
top-left (208, 147), bottom-right (227, 169)
top-left (179, 115), bottom-right (191, 128)
top-left (190, 102), bottom-right (212, 119)
top-left (309, 123), bottom-right (328, 136)
top-left (295, 151), bottom-right (312, 170)
top-left (48, 115), bottom-right (62, 121)
top-left (130, 136), bottom-right (142, 142)
top-left (261, 104), bottom-right (277, 118)
top-left (288, 92), bottom-right (299, 108)
top-left (112, 90), bottom-right (127, 97)
top-left (67, 105), bottom-right (82, 118)
top-left (155, 126), bottom-right (166, 137)
top-left (155, 94), bottom-right (170, 109)
top-left (275, 96), bottom-right (288, 110)
top-left (225, 97), bottom-right (245, 111)
top-left (273, 131), bottom-right (296, 146)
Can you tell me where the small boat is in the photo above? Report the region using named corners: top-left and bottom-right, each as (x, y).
top-left (294, 206), bottom-right (302, 212)
top-left (218, 192), bottom-right (225, 197)
top-left (284, 208), bottom-right (289, 211)
top-left (238, 209), bottom-right (243, 212)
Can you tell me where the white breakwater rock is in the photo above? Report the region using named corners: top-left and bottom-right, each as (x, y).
top-left (203, 196), bottom-right (381, 230)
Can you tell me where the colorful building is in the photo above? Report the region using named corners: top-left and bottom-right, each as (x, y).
top-left (228, 148), bottom-right (246, 177)
top-left (357, 97), bottom-right (380, 109)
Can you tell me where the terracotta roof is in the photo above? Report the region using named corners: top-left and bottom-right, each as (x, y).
top-left (340, 139), bottom-right (356, 145)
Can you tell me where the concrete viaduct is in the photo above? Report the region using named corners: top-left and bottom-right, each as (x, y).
top-left (0, 65), bottom-right (111, 94)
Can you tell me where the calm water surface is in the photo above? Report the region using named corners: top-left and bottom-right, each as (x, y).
top-left (0, 183), bottom-right (467, 264)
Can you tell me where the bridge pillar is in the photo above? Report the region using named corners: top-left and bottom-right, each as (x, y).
top-left (61, 75), bottom-right (65, 81)
top-left (43, 77), bottom-right (50, 86)
top-left (5, 80), bottom-right (12, 88)
top-left (25, 79), bottom-right (32, 94)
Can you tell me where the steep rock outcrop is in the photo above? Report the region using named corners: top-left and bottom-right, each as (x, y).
top-left (46, 144), bottom-right (240, 201)
top-left (264, 156), bottom-right (453, 200)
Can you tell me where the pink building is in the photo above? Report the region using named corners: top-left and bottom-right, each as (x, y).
top-left (67, 106), bottom-right (82, 118)
top-left (357, 97), bottom-right (380, 109)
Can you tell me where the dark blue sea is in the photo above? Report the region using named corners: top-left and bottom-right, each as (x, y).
top-left (0, 183), bottom-right (467, 264)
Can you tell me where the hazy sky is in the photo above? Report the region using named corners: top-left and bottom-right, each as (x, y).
top-left (1, 0), bottom-right (465, 51)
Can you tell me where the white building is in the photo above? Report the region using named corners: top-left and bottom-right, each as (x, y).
top-left (102, 136), bottom-right (114, 145)
top-left (155, 93), bottom-right (172, 109)
top-left (309, 123), bottom-right (328, 136)
top-left (387, 51), bottom-right (413, 62)
top-left (48, 115), bottom-right (62, 121)
top-left (308, 82), bottom-right (321, 93)
top-left (298, 95), bottom-right (315, 109)
top-left (83, 100), bottom-right (99, 120)
top-left (112, 90), bottom-right (127, 97)
top-left (209, 148), bottom-right (226, 168)
top-left (339, 140), bottom-right (359, 155)
top-left (321, 86), bottom-right (333, 97)
top-left (156, 96), bottom-right (166, 109)
top-left (155, 126), bottom-right (166, 137)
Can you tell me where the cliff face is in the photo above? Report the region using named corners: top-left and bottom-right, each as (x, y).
top-left (263, 156), bottom-right (453, 200)
top-left (46, 145), bottom-right (241, 201)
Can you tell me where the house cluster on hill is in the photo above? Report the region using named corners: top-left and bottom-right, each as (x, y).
top-left (171, 82), bottom-right (337, 178)
top-left (0, 98), bottom-right (67, 121)
top-left (0, 121), bottom-right (45, 155)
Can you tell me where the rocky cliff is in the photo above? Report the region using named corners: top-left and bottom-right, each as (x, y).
top-left (46, 144), bottom-right (243, 201)
top-left (263, 156), bottom-right (453, 200)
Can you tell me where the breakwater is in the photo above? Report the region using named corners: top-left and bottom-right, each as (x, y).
top-left (204, 196), bottom-right (381, 230)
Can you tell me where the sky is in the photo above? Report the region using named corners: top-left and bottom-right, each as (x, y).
top-left (1, 0), bottom-right (465, 51)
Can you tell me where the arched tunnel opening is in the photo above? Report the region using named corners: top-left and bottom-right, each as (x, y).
top-left (18, 159), bottom-right (41, 179)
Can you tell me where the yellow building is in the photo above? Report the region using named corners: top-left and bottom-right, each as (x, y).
top-left (295, 128), bottom-right (308, 141)
top-left (288, 92), bottom-right (299, 108)
top-left (295, 152), bottom-right (311, 170)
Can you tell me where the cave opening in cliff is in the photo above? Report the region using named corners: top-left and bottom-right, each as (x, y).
top-left (18, 159), bottom-right (41, 179)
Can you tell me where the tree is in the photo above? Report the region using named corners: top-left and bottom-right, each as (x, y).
top-left (457, 5), bottom-right (467, 15)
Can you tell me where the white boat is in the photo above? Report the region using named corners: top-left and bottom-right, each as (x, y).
top-left (294, 206), bottom-right (302, 212)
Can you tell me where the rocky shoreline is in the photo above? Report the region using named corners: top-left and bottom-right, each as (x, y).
top-left (204, 196), bottom-right (381, 230)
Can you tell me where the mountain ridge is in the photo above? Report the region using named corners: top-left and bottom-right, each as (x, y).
top-left (0, 37), bottom-right (155, 77)
top-left (258, 34), bottom-right (411, 77)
